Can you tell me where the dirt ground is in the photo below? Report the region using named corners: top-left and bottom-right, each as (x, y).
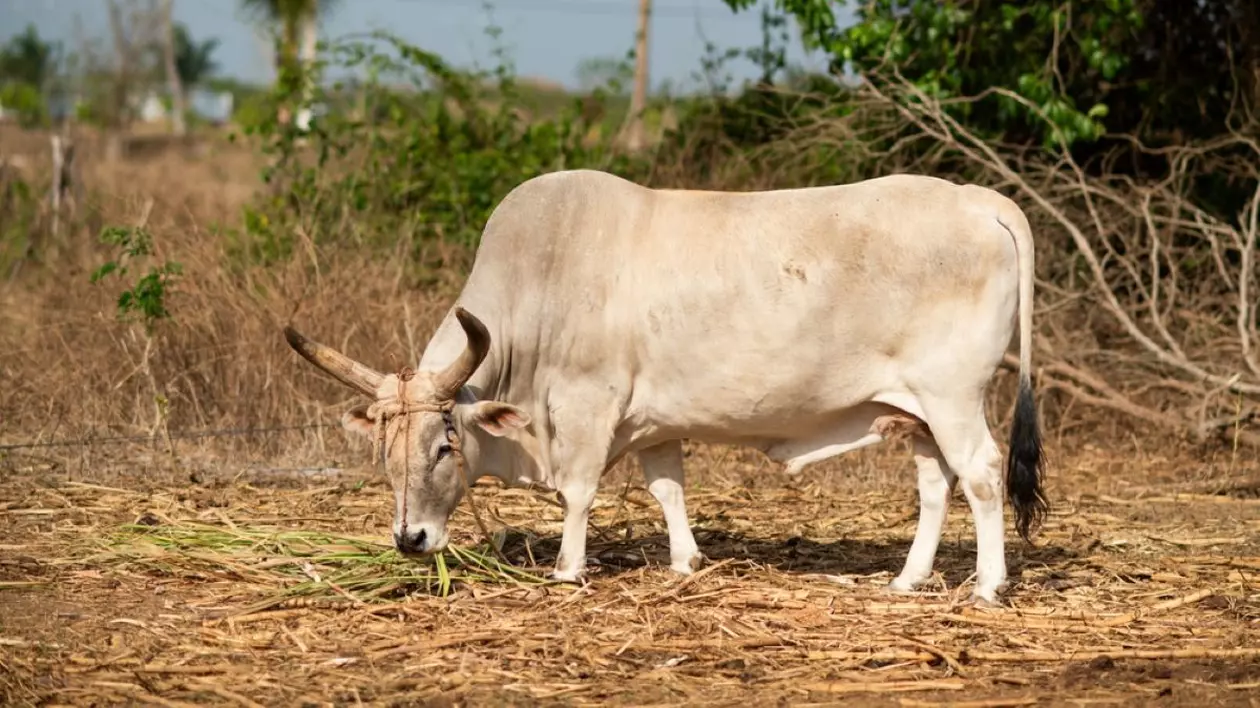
top-left (1, 436), bottom-right (1258, 707)
top-left (4, 107), bottom-right (1259, 706)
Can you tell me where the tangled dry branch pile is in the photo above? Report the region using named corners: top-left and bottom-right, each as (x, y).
top-left (780, 73), bottom-right (1260, 450)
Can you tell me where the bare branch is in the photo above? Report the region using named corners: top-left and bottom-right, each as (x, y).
top-left (1238, 180), bottom-right (1260, 379)
top-left (861, 72), bottom-right (1260, 397)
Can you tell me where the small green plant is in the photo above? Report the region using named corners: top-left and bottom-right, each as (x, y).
top-left (90, 224), bottom-right (183, 454)
top-left (0, 167), bottom-right (39, 274)
top-left (90, 225), bottom-right (182, 334)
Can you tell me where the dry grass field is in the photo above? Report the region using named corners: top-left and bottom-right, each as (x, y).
top-left (3, 442), bottom-right (1258, 706)
top-left (1, 125), bottom-right (1258, 707)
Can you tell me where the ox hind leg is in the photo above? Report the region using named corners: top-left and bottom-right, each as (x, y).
top-left (888, 435), bottom-right (958, 593)
top-left (913, 395), bottom-right (1008, 606)
top-left (638, 440), bottom-right (704, 575)
top-left (762, 405), bottom-right (960, 591)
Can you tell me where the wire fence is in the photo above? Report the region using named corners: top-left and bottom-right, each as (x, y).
top-left (0, 423), bottom-right (334, 453)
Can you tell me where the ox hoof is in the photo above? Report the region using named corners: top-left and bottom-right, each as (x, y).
top-left (969, 593), bottom-right (1002, 609)
top-left (968, 588), bottom-right (1006, 608)
top-left (884, 575), bottom-right (925, 595)
top-left (969, 577), bottom-right (1010, 608)
top-left (669, 551), bottom-right (706, 576)
top-left (548, 558), bottom-right (594, 584)
top-left (548, 569), bottom-right (586, 584)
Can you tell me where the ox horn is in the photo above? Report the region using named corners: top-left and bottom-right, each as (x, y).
top-left (432, 306), bottom-right (492, 400)
top-left (283, 326), bottom-right (385, 398)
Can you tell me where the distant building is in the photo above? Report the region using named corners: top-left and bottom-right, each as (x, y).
top-left (189, 88), bottom-right (234, 125)
top-left (139, 92), bottom-right (167, 123)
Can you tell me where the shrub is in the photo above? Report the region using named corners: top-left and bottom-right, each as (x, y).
top-left (228, 30), bottom-right (648, 284)
top-left (0, 82), bottom-right (48, 128)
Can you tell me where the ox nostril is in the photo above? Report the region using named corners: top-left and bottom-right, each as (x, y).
top-left (394, 528), bottom-right (429, 554)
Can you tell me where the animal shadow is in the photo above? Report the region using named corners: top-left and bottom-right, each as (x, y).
top-left (498, 525), bottom-right (1079, 589)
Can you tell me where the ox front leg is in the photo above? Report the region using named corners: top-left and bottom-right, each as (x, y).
top-left (547, 401), bottom-right (618, 584)
top-left (888, 436), bottom-right (957, 593)
top-left (638, 440), bottom-right (704, 575)
top-left (551, 473), bottom-right (600, 583)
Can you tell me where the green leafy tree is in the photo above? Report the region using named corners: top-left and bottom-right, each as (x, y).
top-left (721, 0), bottom-right (1136, 149)
top-left (721, 0), bottom-right (1259, 155)
top-left (173, 22), bottom-right (219, 89)
top-left (239, 0), bottom-right (340, 127)
top-left (0, 24), bottom-right (60, 127)
top-left (0, 24), bottom-right (58, 88)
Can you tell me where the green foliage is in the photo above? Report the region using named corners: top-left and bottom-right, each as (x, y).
top-left (0, 168), bottom-right (39, 273)
top-left (229, 27), bottom-right (644, 279)
top-left (173, 22), bottom-right (220, 88)
top-left (652, 6), bottom-right (869, 190)
top-left (0, 82), bottom-right (48, 128)
top-left (0, 24), bottom-right (60, 128)
top-left (575, 54), bottom-right (634, 95)
top-left (724, 0), bottom-right (1141, 150)
top-left (90, 226), bottom-right (183, 334)
top-left (0, 24), bottom-right (58, 89)
top-left (73, 97), bottom-right (104, 126)
top-left (222, 82), bottom-right (276, 128)
top-left (724, 0), bottom-right (1259, 161)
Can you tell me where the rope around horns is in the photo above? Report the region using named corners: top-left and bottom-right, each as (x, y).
top-left (373, 366), bottom-right (506, 562)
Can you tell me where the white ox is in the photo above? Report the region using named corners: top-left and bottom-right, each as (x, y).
top-left (284, 169), bottom-right (1048, 605)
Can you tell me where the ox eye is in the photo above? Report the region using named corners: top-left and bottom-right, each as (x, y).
top-left (436, 443), bottom-right (453, 460)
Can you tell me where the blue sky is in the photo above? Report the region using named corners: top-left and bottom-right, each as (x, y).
top-left (1, 0), bottom-right (852, 92)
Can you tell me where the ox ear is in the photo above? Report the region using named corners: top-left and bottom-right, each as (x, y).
top-left (341, 403), bottom-right (375, 439)
top-left (465, 401), bottom-right (531, 437)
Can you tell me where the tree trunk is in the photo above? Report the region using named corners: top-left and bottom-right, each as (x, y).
top-left (48, 132), bottom-right (76, 243)
top-left (275, 14), bottom-right (300, 126)
top-left (294, 9), bottom-right (318, 132)
top-left (160, 0), bottom-right (186, 136)
top-left (624, 0), bottom-right (652, 150)
top-left (106, 0), bottom-right (132, 132)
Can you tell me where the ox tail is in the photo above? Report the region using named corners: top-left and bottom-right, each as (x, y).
top-left (995, 202), bottom-right (1048, 544)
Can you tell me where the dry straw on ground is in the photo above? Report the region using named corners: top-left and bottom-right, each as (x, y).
top-left (2, 440), bottom-right (1258, 706)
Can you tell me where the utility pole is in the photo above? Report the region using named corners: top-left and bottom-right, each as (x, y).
top-left (625, 0), bottom-right (651, 150)
top-left (160, 0), bottom-right (186, 136)
top-left (294, 4), bottom-right (318, 131)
